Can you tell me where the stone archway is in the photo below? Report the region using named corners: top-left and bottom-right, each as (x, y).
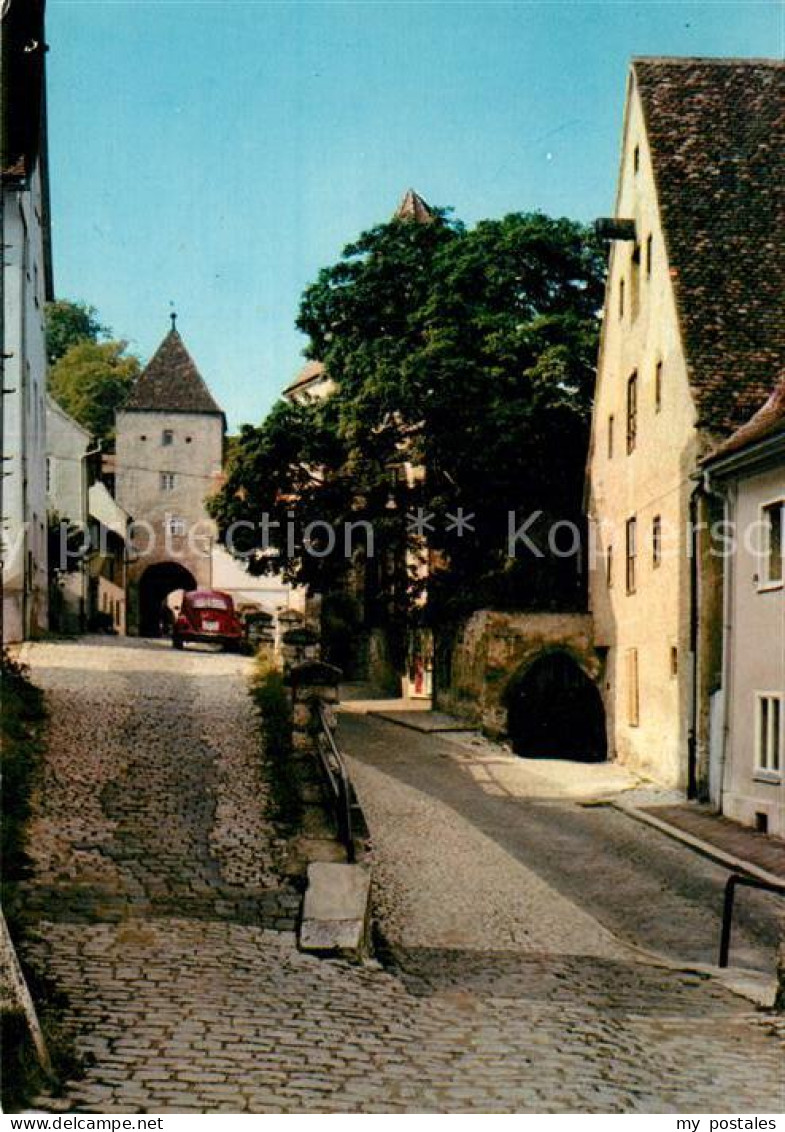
top-left (138, 562), bottom-right (197, 638)
top-left (505, 649), bottom-right (607, 762)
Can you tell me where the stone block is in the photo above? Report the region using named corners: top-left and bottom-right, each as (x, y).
top-left (299, 862), bottom-right (371, 959)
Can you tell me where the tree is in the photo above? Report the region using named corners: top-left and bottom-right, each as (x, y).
top-left (48, 339), bottom-right (140, 444)
top-left (45, 299), bottom-right (106, 364)
top-left (211, 207), bottom-right (606, 661)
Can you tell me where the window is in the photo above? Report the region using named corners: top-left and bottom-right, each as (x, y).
top-left (756, 694), bottom-right (782, 775)
top-left (140, 435), bottom-right (147, 442)
top-left (166, 515), bottom-right (186, 537)
top-left (606, 545), bottom-right (613, 588)
top-left (760, 500), bottom-right (783, 586)
top-left (192, 595), bottom-right (230, 611)
top-left (626, 371), bottom-right (638, 453)
top-left (652, 515), bottom-right (662, 567)
top-left (633, 145), bottom-right (640, 174)
top-left (626, 648), bottom-right (640, 727)
top-left (162, 429), bottom-right (174, 446)
top-left (46, 456), bottom-right (52, 494)
top-left (655, 361), bottom-right (663, 412)
top-left (608, 415), bottom-right (614, 459)
top-left (185, 436), bottom-right (193, 444)
top-left (626, 516), bottom-right (637, 594)
top-left (670, 646), bottom-right (678, 677)
top-left (619, 278), bottom-right (625, 320)
top-left (160, 472), bottom-right (176, 492)
top-left (645, 234), bottom-right (653, 277)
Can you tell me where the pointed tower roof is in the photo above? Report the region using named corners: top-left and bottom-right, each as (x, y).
top-left (122, 328), bottom-right (223, 416)
top-left (394, 188), bottom-right (434, 224)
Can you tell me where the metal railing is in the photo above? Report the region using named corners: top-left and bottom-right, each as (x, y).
top-left (314, 701), bottom-right (355, 863)
top-left (718, 872), bottom-right (785, 967)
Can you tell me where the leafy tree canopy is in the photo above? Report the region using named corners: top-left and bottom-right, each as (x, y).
top-left (211, 208), bottom-right (605, 630)
top-left (48, 339), bottom-right (140, 445)
top-left (45, 300), bottom-right (107, 364)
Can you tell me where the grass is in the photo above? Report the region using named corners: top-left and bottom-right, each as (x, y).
top-left (249, 656), bottom-right (303, 833)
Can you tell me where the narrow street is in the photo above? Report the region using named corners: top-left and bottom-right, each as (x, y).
top-left (338, 712), bottom-right (784, 972)
top-left (19, 640), bottom-right (785, 1114)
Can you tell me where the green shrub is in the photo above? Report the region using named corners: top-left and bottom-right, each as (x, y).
top-left (1, 651), bottom-right (46, 916)
top-left (250, 658), bottom-right (302, 831)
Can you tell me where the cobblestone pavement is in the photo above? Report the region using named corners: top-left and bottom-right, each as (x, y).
top-left (25, 921), bottom-right (785, 1114)
top-left (18, 641), bottom-right (785, 1113)
top-left (339, 712), bottom-right (785, 973)
top-left (21, 638), bottom-right (299, 928)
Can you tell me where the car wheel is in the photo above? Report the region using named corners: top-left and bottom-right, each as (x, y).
top-left (172, 636), bottom-right (184, 650)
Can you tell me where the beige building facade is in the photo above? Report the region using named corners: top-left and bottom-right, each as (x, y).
top-left (587, 59), bottom-right (784, 793)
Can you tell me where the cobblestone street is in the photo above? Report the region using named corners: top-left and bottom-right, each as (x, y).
top-left (19, 640), bottom-right (785, 1113)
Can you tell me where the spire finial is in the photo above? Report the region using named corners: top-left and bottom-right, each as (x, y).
top-left (170, 310), bottom-right (177, 332)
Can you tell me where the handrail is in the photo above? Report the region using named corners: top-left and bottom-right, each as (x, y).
top-left (718, 872), bottom-right (785, 968)
top-left (314, 700), bottom-right (355, 863)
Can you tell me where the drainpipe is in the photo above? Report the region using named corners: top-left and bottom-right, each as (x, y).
top-left (688, 481), bottom-right (701, 799)
top-left (689, 469), bottom-right (727, 802)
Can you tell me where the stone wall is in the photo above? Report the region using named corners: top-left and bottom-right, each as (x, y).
top-left (436, 610), bottom-right (598, 738)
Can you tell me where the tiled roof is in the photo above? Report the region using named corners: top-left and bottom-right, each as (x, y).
top-left (394, 189), bottom-right (435, 224)
top-left (122, 329), bottom-right (223, 415)
top-left (283, 360), bottom-right (326, 395)
top-left (705, 370), bottom-right (785, 462)
top-left (634, 57), bottom-right (785, 434)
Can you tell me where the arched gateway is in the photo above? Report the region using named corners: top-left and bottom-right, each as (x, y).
top-left (505, 650), bottom-right (607, 762)
top-left (138, 562), bottom-right (196, 637)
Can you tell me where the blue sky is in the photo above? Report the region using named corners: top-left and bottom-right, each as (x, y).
top-left (46, 1), bottom-right (783, 430)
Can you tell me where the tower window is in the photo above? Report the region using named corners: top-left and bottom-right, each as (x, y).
top-left (162, 429), bottom-right (174, 446)
top-left (646, 234), bottom-right (653, 277)
top-left (653, 515), bottom-right (662, 567)
top-left (160, 472), bottom-right (176, 492)
top-left (608, 414), bottom-right (614, 459)
top-left (626, 371), bottom-right (638, 454)
top-left (655, 361), bottom-right (663, 412)
top-left (619, 278), bottom-right (625, 320)
top-left (166, 515), bottom-right (186, 537)
top-left (633, 145), bottom-right (640, 174)
top-left (606, 545), bottom-right (613, 588)
top-left (626, 516), bottom-right (637, 594)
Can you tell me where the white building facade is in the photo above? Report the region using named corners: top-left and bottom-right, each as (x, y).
top-left (1, 0), bottom-right (52, 643)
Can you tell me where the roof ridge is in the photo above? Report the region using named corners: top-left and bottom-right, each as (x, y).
top-left (633, 56), bottom-right (785, 66)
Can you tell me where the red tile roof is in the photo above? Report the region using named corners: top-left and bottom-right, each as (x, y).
top-left (283, 360), bottom-right (326, 395)
top-left (705, 370), bottom-right (785, 461)
top-left (634, 57), bottom-right (785, 434)
top-left (394, 189), bottom-right (435, 224)
top-left (122, 329), bottom-right (223, 416)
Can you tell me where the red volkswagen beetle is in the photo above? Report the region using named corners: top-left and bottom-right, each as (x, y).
top-left (172, 590), bottom-right (244, 652)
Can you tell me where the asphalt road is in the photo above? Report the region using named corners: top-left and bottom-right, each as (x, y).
top-left (339, 712), bottom-right (784, 974)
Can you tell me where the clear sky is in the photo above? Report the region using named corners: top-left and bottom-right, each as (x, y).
top-left (46, 0), bottom-right (783, 431)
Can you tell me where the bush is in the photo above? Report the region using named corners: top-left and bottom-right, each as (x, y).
top-left (249, 658), bottom-right (302, 831)
top-left (1, 651), bottom-right (46, 915)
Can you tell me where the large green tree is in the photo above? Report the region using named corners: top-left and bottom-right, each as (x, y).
top-left (211, 208), bottom-right (605, 652)
top-left (48, 339), bottom-right (140, 444)
top-left (45, 299), bottom-right (106, 364)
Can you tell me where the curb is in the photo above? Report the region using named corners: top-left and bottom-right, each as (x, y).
top-left (613, 801), bottom-right (785, 889)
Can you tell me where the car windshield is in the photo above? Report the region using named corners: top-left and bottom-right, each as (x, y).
top-left (191, 596), bottom-right (229, 611)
